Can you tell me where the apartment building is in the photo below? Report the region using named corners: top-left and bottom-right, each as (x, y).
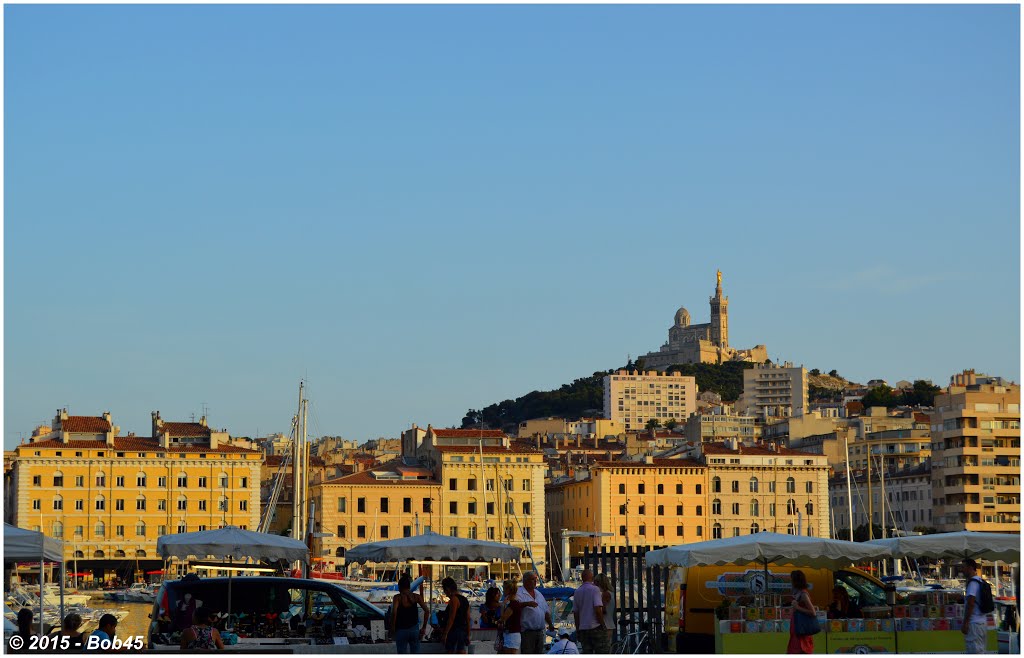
top-left (737, 362), bottom-right (809, 419)
top-left (546, 457), bottom-right (707, 570)
top-left (692, 441), bottom-right (831, 539)
top-left (684, 409), bottom-right (759, 444)
top-left (11, 410), bottom-right (261, 579)
top-left (830, 463), bottom-right (933, 537)
top-left (603, 370), bottom-right (698, 431)
top-left (516, 417), bottom-right (623, 441)
top-left (930, 372), bottom-right (1021, 533)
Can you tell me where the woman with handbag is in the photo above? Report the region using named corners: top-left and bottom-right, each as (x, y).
top-left (787, 571), bottom-right (818, 654)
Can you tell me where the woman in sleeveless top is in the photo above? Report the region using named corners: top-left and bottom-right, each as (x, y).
top-left (440, 577), bottom-right (472, 654)
top-left (787, 571), bottom-right (816, 654)
top-left (179, 607), bottom-right (224, 651)
top-left (392, 575), bottom-right (430, 654)
top-left (595, 574), bottom-right (615, 645)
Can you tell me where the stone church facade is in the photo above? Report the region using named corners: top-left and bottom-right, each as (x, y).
top-left (641, 271), bottom-right (768, 369)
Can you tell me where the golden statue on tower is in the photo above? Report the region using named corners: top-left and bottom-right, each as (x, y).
top-left (717, 269), bottom-right (722, 286)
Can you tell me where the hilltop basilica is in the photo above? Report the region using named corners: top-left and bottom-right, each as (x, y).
top-left (641, 271), bottom-right (768, 369)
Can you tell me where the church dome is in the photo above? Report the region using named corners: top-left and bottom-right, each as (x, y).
top-left (674, 307), bottom-right (691, 327)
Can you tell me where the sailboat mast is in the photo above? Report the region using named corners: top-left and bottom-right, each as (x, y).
top-left (292, 381), bottom-right (305, 541)
top-left (844, 435), bottom-right (854, 541)
top-left (301, 397), bottom-right (309, 541)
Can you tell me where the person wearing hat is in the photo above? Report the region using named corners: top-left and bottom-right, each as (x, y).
top-left (547, 631), bottom-right (579, 655)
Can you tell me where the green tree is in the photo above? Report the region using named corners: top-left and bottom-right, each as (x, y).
top-left (664, 418), bottom-right (678, 431)
top-left (861, 385), bottom-right (897, 408)
top-left (809, 369), bottom-right (821, 376)
top-left (829, 369), bottom-right (839, 378)
top-left (645, 418), bottom-right (661, 431)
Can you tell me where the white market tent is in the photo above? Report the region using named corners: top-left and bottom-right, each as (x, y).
top-left (156, 525), bottom-right (310, 564)
top-left (344, 531), bottom-right (522, 564)
top-left (3, 524), bottom-right (66, 634)
top-left (863, 531), bottom-right (1021, 563)
top-left (646, 532), bottom-right (891, 570)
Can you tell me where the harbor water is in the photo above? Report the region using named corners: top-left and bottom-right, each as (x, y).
top-left (82, 600), bottom-right (152, 640)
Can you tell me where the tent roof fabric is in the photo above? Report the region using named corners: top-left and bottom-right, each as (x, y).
top-left (156, 526), bottom-right (309, 563)
top-left (3, 524), bottom-right (64, 563)
top-left (645, 532), bottom-right (891, 569)
top-left (864, 531), bottom-right (1021, 563)
top-left (345, 531), bottom-right (522, 564)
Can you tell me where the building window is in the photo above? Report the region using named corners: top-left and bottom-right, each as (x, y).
top-left (423, 498), bottom-right (432, 513)
top-left (53, 475), bottom-right (64, 487)
top-left (199, 500), bottom-right (207, 511)
top-left (357, 525), bottom-right (366, 538)
top-left (158, 500), bottom-right (166, 511)
top-left (731, 480), bottom-right (740, 493)
top-left (657, 505), bottom-right (664, 516)
top-left (403, 497), bottom-right (412, 513)
top-left (380, 497), bottom-right (389, 513)
top-left (712, 477), bottom-right (721, 493)
top-left (696, 526), bottom-right (703, 537)
top-left (487, 527), bottom-right (495, 540)
top-left (467, 525), bottom-right (477, 539)
top-left (357, 498), bottom-right (366, 513)
top-left (787, 523), bottom-right (795, 535)
top-left (239, 500), bottom-right (248, 511)
top-left (676, 484), bottom-right (683, 494)
top-left (177, 523), bottom-right (186, 534)
top-left (96, 474), bottom-right (106, 487)
top-left (750, 500), bottom-right (759, 516)
top-left (468, 501), bottom-right (477, 515)
top-left (676, 505), bottom-right (683, 515)
top-left (450, 501), bottom-right (458, 515)
top-left (75, 476), bottom-right (84, 487)
top-left (95, 497), bottom-right (105, 511)
top-left (158, 525), bottom-right (167, 536)
top-left (137, 474), bottom-right (147, 487)
top-left (786, 477), bottom-right (796, 493)
top-left (787, 499), bottom-right (796, 515)
top-left (618, 484), bottom-right (626, 494)
top-left (487, 479), bottom-right (495, 492)
top-left (136, 523), bottom-right (146, 536)
top-left (95, 522), bottom-right (105, 537)
top-left (619, 525), bottom-right (626, 536)
top-left (75, 500), bottom-right (83, 511)
top-left (158, 476), bottom-right (167, 487)
top-left (486, 502), bottom-right (495, 515)
top-left (523, 502), bottom-right (531, 515)
top-left (219, 475), bottom-right (229, 488)
top-left (198, 477), bottom-right (207, 488)
top-left (712, 499), bottom-right (721, 515)
top-left (177, 498), bottom-right (187, 511)
top-left (403, 526), bottom-right (411, 538)
top-left (449, 478), bottom-right (458, 491)
top-left (696, 505), bottom-right (703, 516)
top-left (116, 476), bottom-right (125, 487)
top-left (115, 499), bottom-right (125, 511)
top-left (522, 479), bottom-right (531, 491)
top-left (638, 483), bottom-right (645, 494)
top-left (241, 477), bottom-right (248, 488)
top-left (731, 502), bottom-right (740, 515)
top-left (338, 497), bottom-right (347, 513)
top-left (768, 481), bottom-right (776, 493)
top-left (658, 525), bottom-right (665, 536)
top-left (751, 522), bottom-right (760, 533)
top-left (32, 475), bottom-right (41, 486)
top-left (381, 525), bottom-right (390, 539)
top-left (712, 524), bottom-right (722, 539)
top-left (337, 525), bottom-right (346, 538)
top-left (116, 525), bottom-right (125, 537)
top-left (657, 484), bottom-right (664, 494)
top-left (32, 499), bottom-right (41, 511)
top-left (177, 475), bottom-right (187, 488)
top-left (806, 481), bottom-right (814, 494)
top-left (749, 477), bottom-right (759, 493)
top-left (806, 502), bottom-right (814, 516)
top-left (638, 504), bottom-right (646, 515)
top-left (450, 527), bottom-right (458, 538)
top-left (676, 526), bottom-right (684, 537)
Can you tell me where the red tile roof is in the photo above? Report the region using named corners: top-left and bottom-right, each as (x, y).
top-left (61, 416), bottom-right (111, 433)
top-left (160, 422), bottom-right (210, 437)
top-left (913, 412), bottom-right (930, 423)
top-left (432, 429), bottom-right (506, 439)
top-left (701, 442), bottom-right (819, 457)
top-left (434, 442), bottom-right (542, 454)
top-left (22, 437), bottom-right (259, 455)
top-left (594, 458), bottom-right (704, 469)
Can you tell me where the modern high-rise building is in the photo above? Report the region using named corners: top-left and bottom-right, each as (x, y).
top-left (738, 362), bottom-right (809, 419)
top-left (603, 370), bottom-right (698, 431)
top-left (930, 371), bottom-right (1020, 533)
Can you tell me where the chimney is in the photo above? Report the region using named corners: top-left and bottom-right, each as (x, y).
top-left (535, 434), bottom-right (541, 450)
top-left (576, 434), bottom-right (581, 448)
top-left (644, 455), bottom-right (654, 465)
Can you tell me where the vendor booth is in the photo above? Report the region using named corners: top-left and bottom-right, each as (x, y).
top-left (4, 523), bottom-right (66, 633)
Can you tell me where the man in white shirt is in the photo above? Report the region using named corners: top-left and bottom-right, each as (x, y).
top-left (960, 559), bottom-right (989, 654)
top-left (518, 571), bottom-right (555, 654)
top-left (547, 631), bottom-right (579, 654)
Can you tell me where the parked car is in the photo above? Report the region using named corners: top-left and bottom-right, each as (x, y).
top-left (148, 576), bottom-right (386, 648)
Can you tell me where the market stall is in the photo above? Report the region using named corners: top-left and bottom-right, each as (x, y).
top-left (865, 531), bottom-right (1019, 653)
top-left (4, 523), bottom-right (66, 632)
top-left (647, 532), bottom-right (890, 654)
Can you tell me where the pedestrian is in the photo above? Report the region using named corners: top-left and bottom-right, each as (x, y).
top-left (517, 572), bottom-right (555, 654)
top-left (547, 631), bottom-right (579, 654)
top-left (60, 613), bottom-right (87, 651)
top-left (479, 586), bottom-right (504, 651)
top-left (500, 578), bottom-right (537, 654)
top-left (594, 574), bottom-right (616, 645)
top-left (179, 607), bottom-right (224, 651)
top-left (440, 577), bottom-right (471, 654)
top-left (572, 570), bottom-right (609, 654)
top-left (960, 559), bottom-right (990, 654)
top-left (89, 614), bottom-right (119, 653)
top-left (391, 574), bottom-right (430, 654)
top-left (787, 571), bottom-right (816, 654)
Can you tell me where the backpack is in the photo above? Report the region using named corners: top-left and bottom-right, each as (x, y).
top-left (971, 576), bottom-right (995, 614)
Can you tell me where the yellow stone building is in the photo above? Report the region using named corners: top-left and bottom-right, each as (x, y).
top-left (603, 370), bottom-right (698, 431)
top-left (546, 457), bottom-right (708, 569)
top-left (11, 410), bottom-right (262, 579)
top-left (315, 428), bottom-right (548, 577)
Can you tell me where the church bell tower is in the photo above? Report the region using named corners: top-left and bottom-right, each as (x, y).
top-left (709, 269), bottom-right (729, 348)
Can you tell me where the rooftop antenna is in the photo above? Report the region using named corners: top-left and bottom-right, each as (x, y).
top-left (201, 402), bottom-right (209, 419)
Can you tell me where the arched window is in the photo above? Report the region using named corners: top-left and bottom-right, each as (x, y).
top-left (136, 472), bottom-right (147, 487)
top-left (712, 499), bottom-right (722, 515)
top-left (787, 499), bottom-right (796, 515)
top-left (114, 550), bottom-right (126, 558)
top-left (749, 477), bottom-right (759, 493)
top-left (93, 550), bottom-right (104, 558)
top-left (53, 471), bottom-right (64, 487)
top-left (135, 549), bottom-right (146, 557)
top-left (786, 523), bottom-right (795, 535)
top-left (177, 495), bottom-right (188, 511)
top-left (136, 495), bottom-right (146, 511)
top-left (52, 521), bottom-right (64, 538)
top-left (467, 524), bottom-right (478, 539)
top-left (218, 496), bottom-right (229, 512)
top-left (786, 477), bottom-right (796, 493)
top-left (335, 547), bottom-right (346, 558)
top-left (806, 502), bottom-right (814, 516)
top-left (750, 500), bottom-right (759, 517)
top-left (95, 494), bottom-right (106, 511)
top-left (136, 522), bottom-right (146, 537)
top-left (712, 523), bottom-right (723, 539)
top-left (219, 473), bottom-right (229, 489)
top-left (53, 495), bottom-right (63, 511)
top-left (95, 521), bottom-right (106, 537)
top-left (712, 477), bottom-right (721, 493)
top-left (73, 550), bottom-right (84, 559)
top-left (95, 471), bottom-right (106, 487)
top-left (750, 522), bottom-right (760, 534)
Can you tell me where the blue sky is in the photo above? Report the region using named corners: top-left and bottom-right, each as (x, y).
top-left (5, 5), bottom-right (1019, 446)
